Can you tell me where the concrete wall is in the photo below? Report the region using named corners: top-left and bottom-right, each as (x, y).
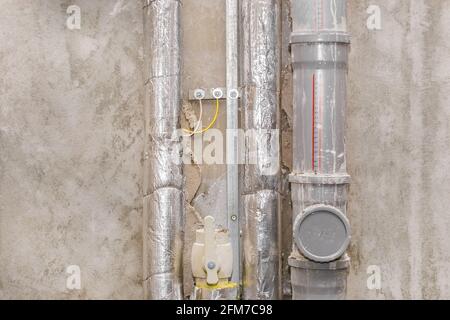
top-left (0, 0), bottom-right (144, 299)
top-left (1, 0), bottom-right (450, 300)
top-left (346, 0), bottom-right (450, 299)
top-left (180, 0), bottom-right (227, 296)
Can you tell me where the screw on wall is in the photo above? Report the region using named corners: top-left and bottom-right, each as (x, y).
top-left (194, 89), bottom-right (206, 100)
top-left (212, 88), bottom-right (224, 100)
top-left (188, 88), bottom-right (239, 101)
top-left (228, 89), bottom-right (239, 100)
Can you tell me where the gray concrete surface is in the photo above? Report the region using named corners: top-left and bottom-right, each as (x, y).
top-left (346, 0), bottom-right (450, 300)
top-left (0, 0), bottom-right (144, 299)
top-left (1, 0), bottom-right (450, 300)
top-left (180, 0), bottom-right (227, 297)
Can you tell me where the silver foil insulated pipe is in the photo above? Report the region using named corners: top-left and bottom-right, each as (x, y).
top-left (142, 0), bottom-right (184, 300)
top-left (289, 0), bottom-right (352, 300)
top-left (240, 0), bottom-right (281, 300)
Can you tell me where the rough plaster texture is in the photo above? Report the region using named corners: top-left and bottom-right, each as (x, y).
top-left (280, 0), bottom-right (294, 297)
top-left (1, 0), bottom-right (450, 300)
top-left (346, 0), bottom-right (450, 299)
top-left (0, 0), bottom-right (144, 299)
top-left (180, 0), bottom-right (227, 297)
top-left (181, 0), bottom-right (227, 227)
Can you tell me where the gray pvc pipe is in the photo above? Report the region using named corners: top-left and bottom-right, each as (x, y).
top-left (289, 0), bottom-right (352, 300)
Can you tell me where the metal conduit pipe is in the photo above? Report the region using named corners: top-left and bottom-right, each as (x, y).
top-left (142, 0), bottom-right (184, 300)
top-left (289, 0), bottom-right (351, 300)
top-left (240, 0), bottom-right (281, 300)
top-left (226, 0), bottom-right (240, 290)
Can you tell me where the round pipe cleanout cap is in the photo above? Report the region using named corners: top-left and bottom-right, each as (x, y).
top-left (293, 205), bottom-right (351, 263)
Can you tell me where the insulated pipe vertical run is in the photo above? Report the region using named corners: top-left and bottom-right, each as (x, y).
top-left (240, 0), bottom-right (280, 300)
top-left (142, 0), bottom-right (184, 300)
top-left (289, 0), bottom-right (351, 300)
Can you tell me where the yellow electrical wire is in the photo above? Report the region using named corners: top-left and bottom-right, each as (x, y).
top-left (183, 98), bottom-right (220, 135)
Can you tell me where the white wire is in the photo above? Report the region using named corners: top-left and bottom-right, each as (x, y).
top-left (193, 99), bottom-right (203, 133)
top-left (183, 99), bottom-right (203, 137)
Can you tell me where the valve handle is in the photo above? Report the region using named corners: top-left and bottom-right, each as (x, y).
top-left (203, 216), bottom-right (219, 285)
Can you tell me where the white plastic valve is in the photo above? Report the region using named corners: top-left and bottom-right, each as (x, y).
top-left (191, 216), bottom-right (233, 286)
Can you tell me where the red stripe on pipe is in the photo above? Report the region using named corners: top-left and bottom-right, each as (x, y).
top-left (312, 73), bottom-right (315, 172)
